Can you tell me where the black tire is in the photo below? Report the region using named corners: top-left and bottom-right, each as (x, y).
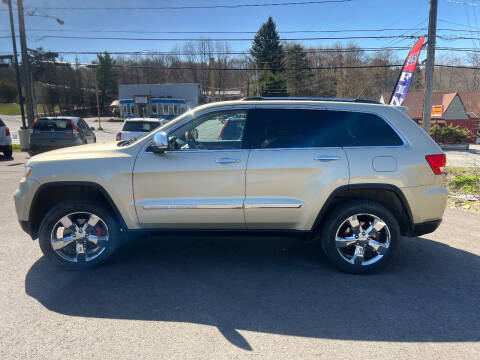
top-left (38, 200), bottom-right (121, 270)
top-left (3, 146), bottom-right (12, 158)
top-left (320, 199), bottom-right (400, 274)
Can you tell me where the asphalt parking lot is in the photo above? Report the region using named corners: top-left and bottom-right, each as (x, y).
top-left (0, 152), bottom-right (479, 359)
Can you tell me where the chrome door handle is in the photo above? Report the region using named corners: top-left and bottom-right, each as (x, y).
top-left (216, 157), bottom-right (241, 164)
top-left (314, 155), bottom-right (341, 161)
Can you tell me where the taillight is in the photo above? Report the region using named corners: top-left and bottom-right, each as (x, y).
top-left (116, 132), bottom-right (121, 141)
top-left (32, 119), bottom-right (39, 130)
top-left (5, 127), bottom-right (10, 136)
top-left (70, 119), bottom-right (79, 135)
top-left (425, 154), bottom-right (446, 175)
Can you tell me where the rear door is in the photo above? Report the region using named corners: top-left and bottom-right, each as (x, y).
top-left (243, 107), bottom-right (349, 230)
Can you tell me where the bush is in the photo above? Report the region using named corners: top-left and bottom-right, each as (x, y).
top-left (430, 124), bottom-right (470, 144)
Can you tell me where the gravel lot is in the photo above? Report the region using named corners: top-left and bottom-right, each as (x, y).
top-left (0, 152), bottom-right (479, 359)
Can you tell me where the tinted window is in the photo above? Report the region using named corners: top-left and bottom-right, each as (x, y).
top-left (0, 119), bottom-right (5, 127)
top-left (123, 121), bottom-right (160, 132)
top-left (246, 109), bottom-right (341, 149)
top-left (34, 118), bottom-right (73, 131)
top-left (246, 109), bottom-right (403, 149)
top-left (322, 110), bottom-right (404, 147)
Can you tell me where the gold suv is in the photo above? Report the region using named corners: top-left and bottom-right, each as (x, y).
top-left (14, 98), bottom-right (448, 273)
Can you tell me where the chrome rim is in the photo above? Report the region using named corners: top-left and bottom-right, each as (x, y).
top-left (50, 212), bottom-right (109, 263)
top-left (335, 213), bottom-right (390, 266)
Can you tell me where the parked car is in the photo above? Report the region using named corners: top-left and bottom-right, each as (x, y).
top-left (116, 118), bottom-right (165, 141)
top-left (0, 117), bottom-right (13, 158)
top-left (29, 117), bottom-right (96, 155)
top-left (14, 98), bottom-right (447, 273)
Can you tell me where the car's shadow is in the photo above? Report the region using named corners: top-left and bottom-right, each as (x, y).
top-left (25, 235), bottom-right (480, 350)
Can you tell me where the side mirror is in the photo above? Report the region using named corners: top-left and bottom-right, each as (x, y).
top-left (89, 127), bottom-right (95, 131)
top-left (152, 131), bottom-right (169, 152)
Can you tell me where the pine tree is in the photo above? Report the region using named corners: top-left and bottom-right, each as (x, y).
top-left (95, 52), bottom-right (118, 111)
top-left (250, 16), bottom-right (284, 74)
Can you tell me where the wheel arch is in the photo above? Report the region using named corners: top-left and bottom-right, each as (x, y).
top-left (312, 184), bottom-right (414, 236)
top-left (28, 181), bottom-right (128, 239)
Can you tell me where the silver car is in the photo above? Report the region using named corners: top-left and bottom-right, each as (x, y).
top-left (0, 117), bottom-right (13, 158)
top-left (116, 118), bottom-right (165, 142)
top-left (14, 98), bottom-right (447, 273)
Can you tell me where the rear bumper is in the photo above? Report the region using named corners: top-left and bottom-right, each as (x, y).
top-left (412, 219), bottom-right (442, 237)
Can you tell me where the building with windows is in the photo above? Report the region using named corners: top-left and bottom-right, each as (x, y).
top-left (118, 83), bottom-right (201, 119)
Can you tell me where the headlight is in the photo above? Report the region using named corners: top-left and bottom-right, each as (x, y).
top-left (22, 166), bottom-right (32, 181)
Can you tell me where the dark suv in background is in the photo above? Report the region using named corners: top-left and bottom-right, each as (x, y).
top-left (29, 117), bottom-right (96, 155)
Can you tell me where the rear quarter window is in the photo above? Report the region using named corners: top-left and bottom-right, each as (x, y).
top-left (323, 110), bottom-right (404, 147)
top-left (0, 119), bottom-right (5, 127)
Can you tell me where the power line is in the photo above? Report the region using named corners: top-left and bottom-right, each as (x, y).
top-left (2, 46), bottom-right (479, 58)
top-left (1, 27), bottom-right (478, 35)
top-left (0, 0), bottom-right (353, 11)
top-left (30, 34), bottom-right (425, 42)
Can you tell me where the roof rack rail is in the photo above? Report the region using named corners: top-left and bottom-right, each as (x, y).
top-left (241, 97), bottom-right (381, 104)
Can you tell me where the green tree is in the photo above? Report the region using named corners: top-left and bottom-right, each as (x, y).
top-left (259, 70), bottom-right (288, 97)
top-left (250, 16), bottom-right (284, 74)
top-left (95, 52), bottom-right (118, 111)
top-left (0, 79), bottom-right (18, 102)
top-left (284, 44), bottom-right (312, 96)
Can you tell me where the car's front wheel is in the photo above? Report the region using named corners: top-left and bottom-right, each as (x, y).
top-left (38, 200), bottom-right (121, 269)
top-left (320, 200), bottom-right (400, 274)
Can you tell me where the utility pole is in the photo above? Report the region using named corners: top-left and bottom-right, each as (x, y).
top-left (6, 0), bottom-right (25, 129)
top-left (422, 0), bottom-right (438, 134)
top-left (17, 0), bottom-right (35, 128)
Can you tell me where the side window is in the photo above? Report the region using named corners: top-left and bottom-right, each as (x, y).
top-left (76, 119), bottom-right (86, 131)
top-left (246, 109), bottom-right (342, 149)
top-left (169, 110), bottom-right (247, 151)
top-left (322, 111), bottom-right (404, 147)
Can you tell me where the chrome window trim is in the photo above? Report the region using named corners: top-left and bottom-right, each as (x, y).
top-left (143, 105), bottom-right (252, 153)
top-left (251, 106), bottom-right (409, 150)
top-left (144, 148), bottom-right (250, 154)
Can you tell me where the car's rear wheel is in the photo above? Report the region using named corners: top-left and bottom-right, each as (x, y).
top-left (3, 146), bottom-right (12, 158)
top-left (38, 200), bottom-right (120, 269)
top-left (320, 200), bottom-right (400, 274)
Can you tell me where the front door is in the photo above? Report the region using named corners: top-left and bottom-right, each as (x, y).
top-left (133, 109), bottom-right (249, 228)
top-left (243, 107), bottom-right (350, 230)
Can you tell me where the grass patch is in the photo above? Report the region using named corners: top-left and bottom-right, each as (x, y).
top-left (12, 144), bottom-right (21, 152)
top-left (445, 166), bottom-right (480, 195)
top-left (0, 103), bottom-right (60, 116)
